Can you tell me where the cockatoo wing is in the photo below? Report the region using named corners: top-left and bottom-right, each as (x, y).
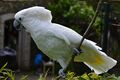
top-left (33, 29), bottom-right (73, 69)
top-left (49, 31), bottom-right (73, 69)
top-left (74, 39), bottom-right (117, 74)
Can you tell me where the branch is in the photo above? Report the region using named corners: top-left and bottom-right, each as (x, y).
top-left (111, 23), bottom-right (120, 27)
top-left (78, 0), bottom-right (103, 48)
top-left (68, 0), bottom-right (103, 73)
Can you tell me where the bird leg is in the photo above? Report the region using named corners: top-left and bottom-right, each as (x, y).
top-left (73, 48), bottom-right (83, 56)
top-left (59, 68), bottom-right (66, 78)
top-left (58, 48), bottom-right (83, 78)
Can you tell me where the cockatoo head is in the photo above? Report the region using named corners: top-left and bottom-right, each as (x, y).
top-left (14, 6), bottom-right (52, 30)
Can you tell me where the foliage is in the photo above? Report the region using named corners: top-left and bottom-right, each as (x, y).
top-left (47, 0), bottom-right (101, 40)
top-left (0, 63), bottom-right (28, 80)
top-left (20, 75), bottom-right (29, 80)
top-left (65, 72), bottom-right (120, 80)
top-left (38, 74), bottom-right (46, 80)
top-left (37, 71), bottom-right (120, 80)
top-left (38, 70), bottom-right (48, 80)
top-left (0, 63), bottom-right (15, 80)
top-left (65, 72), bottom-right (102, 80)
top-left (0, 64), bottom-right (120, 80)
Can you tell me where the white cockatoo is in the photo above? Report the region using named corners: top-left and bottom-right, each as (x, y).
top-left (14, 6), bottom-right (117, 77)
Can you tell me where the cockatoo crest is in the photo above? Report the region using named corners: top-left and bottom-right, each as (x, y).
top-left (15, 6), bottom-right (52, 22)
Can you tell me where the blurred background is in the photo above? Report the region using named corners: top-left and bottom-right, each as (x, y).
top-left (0, 0), bottom-right (119, 79)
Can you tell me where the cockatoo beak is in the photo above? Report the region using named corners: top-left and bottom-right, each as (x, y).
top-left (13, 19), bottom-right (22, 30)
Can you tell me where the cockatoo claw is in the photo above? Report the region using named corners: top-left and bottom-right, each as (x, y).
top-left (59, 69), bottom-right (66, 78)
top-left (73, 48), bottom-right (83, 56)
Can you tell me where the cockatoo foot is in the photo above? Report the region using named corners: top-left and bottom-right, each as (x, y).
top-left (59, 69), bottom-right (66, 78)
top-left (73, 48), bottom-right (83, 56)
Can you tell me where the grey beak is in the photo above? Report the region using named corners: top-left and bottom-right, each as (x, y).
top-left (13, 20), bottom-right (21, 30)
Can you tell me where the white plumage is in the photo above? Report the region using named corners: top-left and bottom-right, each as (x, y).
top-left (14, 6), bottom-right (117, 75)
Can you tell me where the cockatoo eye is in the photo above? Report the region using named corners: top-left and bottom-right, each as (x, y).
top-left (18, 17), bottom-right (22, 21)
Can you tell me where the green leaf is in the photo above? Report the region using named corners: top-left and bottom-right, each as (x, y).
top-left (0, 63), bottom-right (8, 72)
top-left (81, 73), bottom-right (90, 80)
top-left (88, 72), bottom-right (101, 79)
top-left (20, 75), bottom-right (29, 80)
